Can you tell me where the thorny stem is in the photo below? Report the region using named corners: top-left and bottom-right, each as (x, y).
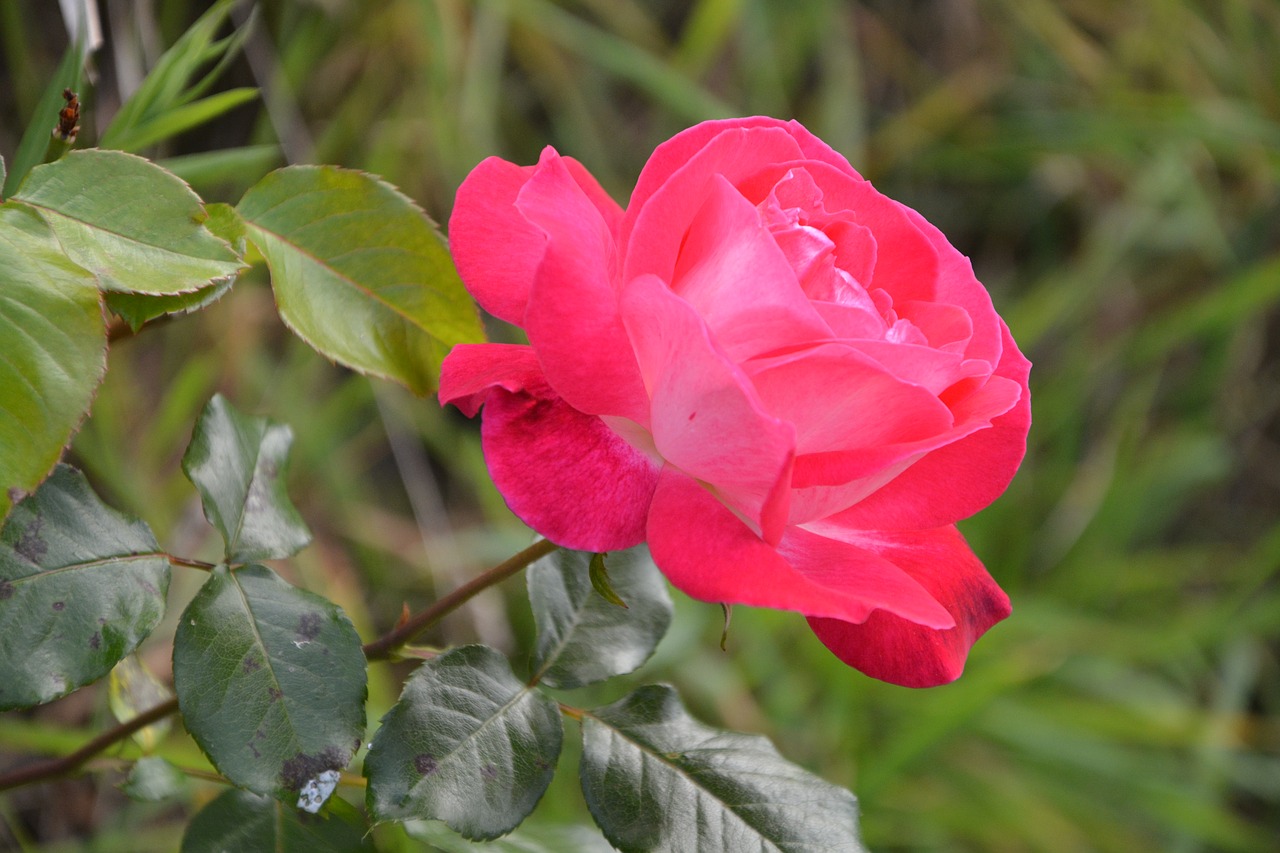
top-left (363, 538), bottom-right (559, 661)
top-left (167, 554), bottom-right (217, 571)
top-left (0, 697), bottom-right (179, 792)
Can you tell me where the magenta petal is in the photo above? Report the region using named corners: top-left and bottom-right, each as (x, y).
top-left (448, 157), bottom-right (542, 325)
top-left (438, 343), bottom-right (548, 417)
top-left (518, 148), bottom-right (650, 424)
top-left (744, 343), bottom-right (952, 455)
top-left (806, 525), bottom-right (1010, 687)
top-left (623, 275), bottom-right (795, 544)
top-left (481, 388), bottom-right (659, 552)
top-left (622, 127), bottom-right (808, 285)
top-left (647, 469), bottom-right (952, 627)
top-left (673, 177), bottom-right (832, 361)
top-left (829, 321), bottom-right (1031, 530)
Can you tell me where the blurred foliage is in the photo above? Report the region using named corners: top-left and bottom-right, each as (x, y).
top-left (2, 0), bottom-right (1279, 850)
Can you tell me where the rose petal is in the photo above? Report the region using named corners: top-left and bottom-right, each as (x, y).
top-left (673, 176), bottom-right (832, 361)
top-left (806, 525), bottom-right (1011, 687)
top-left (626, 119), bottom-right (862, 235)
top-left (517, 147), bottom-right (650, 424)
top-left (622, 274), bottom-right (795, 544)
top-left (480, 388), bottom-right (659, 552)
top-left (562, 156), bottom-right (625, 237)
top-left (647, 469), bottom-right (953, 627)
top-left (824, 321), bottom-right (1032, 529)
top-left (438, 343), bottom-right (548, 417)
top-left (622, 127), bottom-right (809, 285)
top-left (448, 157), bottom-right (542, 324)
top-left (744, 343), bottom-right (952, 454)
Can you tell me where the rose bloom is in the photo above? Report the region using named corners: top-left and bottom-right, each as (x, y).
top-left (440, 117), bottom-right (1031, 687)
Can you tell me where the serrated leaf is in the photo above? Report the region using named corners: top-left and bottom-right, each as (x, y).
top-left (12, 149), bottom-right (245, 295)
top-left (181, 788), bottom-right (374, 853)
top-left (0, 203), bottom-right (105, 522)
top-left (236, 165), bottom-right (484, 395)
top-left (529, 547), bottom-right (672, 689)
top-left (364, 645), bottom-right (562, 840)
top-left (122, 756), bottom-right (188, 802)
top-left (580, 685), bottom-right (866, 853)
top-left (405, 819), bottom-right (615, 853)
top-left (105, 279), bottom-right (233, 331)
top-left (0, 465), bottom-right (170, 711)
top-left (172, 564), bottom-right (367, 802)
top-left (181, 394), bottom-right (311, 563)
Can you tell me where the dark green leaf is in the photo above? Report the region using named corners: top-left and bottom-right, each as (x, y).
top-left (580, 685), bottom-right (865, 853)
top-left (173, 564), bottom-right (367, 803)
top-left (1, 37), bottom-right (83, 198)
top-left (0, 203), bottom-right (104, 522)
top-left (12, 149), bottom-right (245, 295)
top-left (181, 394), bottom-right (311, 563)
top-left (364, 645), bottom-right (562, 840)
top-left (0, 465), bottom-right (170, 711)
top-left (529, 547), bottom-right (672, 689)
top-left (181, 788), bottom-right (374, 853)
top-left (122, 756), bottom-right (188, 802)
top-left (236, 165), bottom-right (485, 395)
top-left (405, 819), bottom-right (615, 852)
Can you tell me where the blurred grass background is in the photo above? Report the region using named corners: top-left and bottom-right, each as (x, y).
top-left (3, 0), bottom-right (1280, 850)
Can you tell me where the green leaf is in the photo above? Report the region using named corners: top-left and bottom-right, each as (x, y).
top-left (405, 819), bottom-right (615, 853)
top-left (172, 564), bottom-right (367, 804)
top-left (0, 203), bottom-right (105, 522)
top-left (105, 280), bottom-right (233, 331)
top-left (364, 645), bottom-right (562, 840)
top-left (161, 145), bottom-right (285, 194)
top-left (181, 394), bottom-right (311, 563)
top-left (1, 36), bottom-right (83, 198)
top-left (181, 788), bottom-right (375, 853)
top-left (121, 756), bottom-right (188, 802)
top-left (12, 149), bottom-right (245, 295)
top-left (236, 165), bottom-right (484, 395)
top-left (0, 465), bottom-right (170, 711)
top-left (528, 547), bottom-right (672, 689)
top-left (579, 685), bottom-right (865, 853)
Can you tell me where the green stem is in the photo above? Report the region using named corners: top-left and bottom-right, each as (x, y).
top-left (363, 538), bottom-right (559, 661)
top-left (0, 697), bottom-right (179, 792)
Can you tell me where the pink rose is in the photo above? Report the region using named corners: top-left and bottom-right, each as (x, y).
top-left (440, 117), bottom-right (1031, 687)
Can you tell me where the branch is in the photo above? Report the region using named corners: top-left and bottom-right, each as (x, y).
top-left (0, 697), bottom-right (179, 792)
top-left (363, 538), bottom-right (559, 661)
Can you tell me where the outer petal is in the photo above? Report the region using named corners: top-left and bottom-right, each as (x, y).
top-left (826, 321), bottom-right (1031, 530)
top-left (448, 157), bottom-right (541, 324)
top-left (480, 388), bottom-right (659, 552)
top-left (647, 469), bottom-right (953, 627)
top-left (622, 127), bottom-right (809, 285)
top-left (627, 118), bottom-right (862, 226)
top-left (438, 343), bottom-right (547, 417)
top-left (806, 525), bottom-right (1011, 687)
top-left (622, 274), bottom-right (794, 544)
top-left (518, 148), bottom-right (650, 424)
top-left (673, 176), bottom-right (832, 361)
